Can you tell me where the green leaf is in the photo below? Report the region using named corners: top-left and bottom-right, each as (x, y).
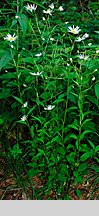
top-left (17, 13), bottom-right (28, 34)
top-left (36, 149), bottom-right (45, 157)
top-left (0, 118), bottom-right (4, 125)
top-left (13, 96), bottom-right (23, 104)
top-left (82, 119), bottom-right (92, 127)
top-left (94, 31), bottom-right (99, 34)
top-left (76, 189), bottom-right (82, 198)
top-left (95, 83), bottom-right (99, 99)
top-left (66, 155), bottom-right (75, 164)
top-left (78, 163), bottom-right (87, 172)
top-left (17, 120), bottom-right (27, 125)
top-left (69, 134), bottom-right (78, 139)
top-left (95, 146), bottom-right (99, 152)
top-left (80, 152), bottom-right (92, 161)
top-left (23, 57), bottom-right (34, 64)
top-left (88, 140), bottom-right (95, 149)
top-left (10, 144), bottom-right (22, 159)
top-left (0, 51), bottom-right (12, 71)
top-left (68, 124), bottom-right (78, 130)
top-left (80, 130), bottom-right (92, 140)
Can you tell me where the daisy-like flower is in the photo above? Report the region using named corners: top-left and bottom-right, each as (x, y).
top-left (49, 3), bottom-right (54, 9)
top-left (77, 54), bottom-right (89, 60)
top-left (29, 71), bottom-right (43, 76)
top-left (42, 37), bottom-right (45, 41)
top-left (10, 44), bottom-right (14, 48)
top-left (4, 33), bottom-right (17, 42)
top-left (65, 22), bottom-right (69, 24)
top-left (75, 36), bottom-right (83, 42)
top-left (44, 105), bottom-right (55, 111)
top-left (23, 84), bottom-right (27, 87)
top-left (25, 3), bottom-right (37, 12)
top-left (68, 25), bottom-right (81, 35)
top-left (88, 43), bottom-right (92, 46)
top-left (82, 33), bottom-right (89, 39)
top-left (50, 37), bottom-right (55, 41)
top-left (15, 15), bottom-right (19, 19)
top-left (96, 50), bottom-right (99, 53)
top-left (21, 115), bottom-right (27, 121)
top-left (42, 17), bottom-right (46, 21)
top-left (22, 101), bottom-right (28, 108)
top-left (43, 9), bottom-right (52, 15)
top-left (92, 77), bottom-right (95, 81)
top-left (58, 6), bottom-right (64, 11)
top-left (35, 53), bottom-right (42, 57)
top-left (75, 33), bottom-right (89, 42)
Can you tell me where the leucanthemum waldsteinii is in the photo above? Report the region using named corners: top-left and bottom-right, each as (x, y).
top-left (25, 3), bottom-right (37, 12)
top-left (4, 34), bottom-right (17, 42)
top-left (75, 33), bottom-right (89, 42)
top-left (43, 9), bottom-right (52, 15)
top-left (49, 3), bottom-right (54, 9)
top-left (21, 115), bottom-right (27, 121)
top-left (68, 25), bottom-right (81, 34)
top-left (77, 54), bottom-right (89, 60)
top-left (44, 105), bottom-right (55, 111)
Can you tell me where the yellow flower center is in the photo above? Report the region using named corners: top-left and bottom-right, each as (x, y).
top-left (71, 29), bottom-right (77, 34)
top-left (27, 5), bottom-right (30, 9)
top-left (9, 37), bottom-right (14, 41)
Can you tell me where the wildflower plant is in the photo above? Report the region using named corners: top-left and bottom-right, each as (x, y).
top-left (0, 0), bottom-right (99, 200)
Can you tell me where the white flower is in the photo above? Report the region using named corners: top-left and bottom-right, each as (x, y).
top-left (30, 71), bottom-right (43, 76)
top-left (21, 115), bottom-right (27, 121)
top-left (96, 50), bottom-right (99, 53)
top-left (68, 25), bottom-right (81, 34)
top-left (70, 58), bottom-right (72, 62)
top-left (23, 84), bottom-right (27, 87)
top-left (75, 36), bottom-right (83, 42)
top-left (65, 22), bottom-right (69, 24)
top-left (43, 9), bottom-right (52, 15)
top-left (50, 37), bottom-right (55, 41)
top-left (4, 33), bottom-right (17, 42)
top-left (42, 17), bottom-right (46, 21)
top-left (44, 105), bottom-right (55, 111)
top-left (23, 101), bottom-right (28, 108)
top-left (75, 33), bottom-right (89, 42)
top-left (77, 54), bottom-right (89, 60)
top-left (35, 53), bottom-right (42, 57)
top-left (88, 43), bottom-right (92, 46)
top-left (15, 15), bottom-right (19, 19)
top-left (25, 3), bottom-right (37, 12)
top-left (49, 3), bottom-right (54, 9)
top-left (67, 63), bottom-right (70, 66)
top-left (58, 6), bottom-right (64, 11)
top-left (82, 33), bottom-right (89, 39)
top-left (10, 44), bottom-right (14, 48)
top-left (92, 77), bottom-right (95, 81)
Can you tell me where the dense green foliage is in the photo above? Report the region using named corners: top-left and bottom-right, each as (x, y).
top-left (0, 0), bottom-right (99, 199)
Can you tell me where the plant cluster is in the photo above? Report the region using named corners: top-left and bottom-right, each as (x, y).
top-left (0, 0), bottom-right (99, 199)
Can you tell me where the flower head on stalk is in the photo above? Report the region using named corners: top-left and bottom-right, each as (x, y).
top-left (21, 115), bottom-right (27, 121)
top-left (49, 3), bottom-right (54, 9)
top-left (25, 3), bottom-right (37, 12)
top-left (44, 105), bottom-right (55, 111)
top-left (68, 25), bottom-right (81, 34)
top-left (4, 33), bottom-right (17, 42)
top-left (43, 9), bottom-right (52, 15)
